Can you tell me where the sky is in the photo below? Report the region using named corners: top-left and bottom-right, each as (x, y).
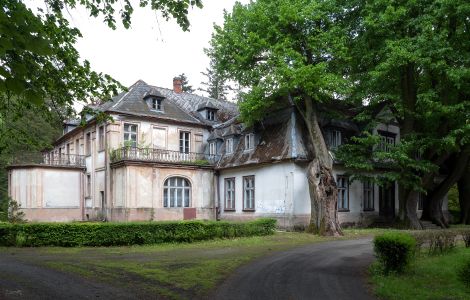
top-left (58, 0), bottom-right (249, 96)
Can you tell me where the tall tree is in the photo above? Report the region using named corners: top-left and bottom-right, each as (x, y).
top-left (199, 49), bottom-right (230, 100)
top-left (176, 73), bottom-right (195, 93)
top-left (209, 0), bottom-right (351, 236)
top-left (337, 0), bottom-right (470, 228)
top-left (458, 164), bottom-right (470, 224)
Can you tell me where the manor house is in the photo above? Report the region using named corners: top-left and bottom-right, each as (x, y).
top-left (8, 79), bottom-right (441, 227)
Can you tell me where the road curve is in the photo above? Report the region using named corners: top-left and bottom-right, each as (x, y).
top-left (213, 238), bottom-right (376, 300)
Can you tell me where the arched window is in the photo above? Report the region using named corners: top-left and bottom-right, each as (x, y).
top-left (163, 177), bottom-right (191, 207)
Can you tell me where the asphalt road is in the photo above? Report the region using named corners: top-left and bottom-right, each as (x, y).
top-left (213, 238), bottom-right (376, 300)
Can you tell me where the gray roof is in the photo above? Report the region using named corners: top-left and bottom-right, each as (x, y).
top-left (93, 80), bottom-right (238, 125)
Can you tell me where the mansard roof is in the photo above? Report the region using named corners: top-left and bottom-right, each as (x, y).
top-left (93, 80), bottom-right (238, 125)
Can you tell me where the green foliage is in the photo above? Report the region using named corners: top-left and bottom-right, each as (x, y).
top-left (374, 232), bottom-right (416, 273)
top-left (447, 185), bottom-right (460, 212)
top-left (0, 218), bottom-right (277, 247)
top-left (457, 259), bottom-right (470, 288)
top-left (411, 230), bottom-right (459, 255)
top-left (175, 73), bottom-right (194, 93)
top-left (7, 198), bottom-right (26, 224)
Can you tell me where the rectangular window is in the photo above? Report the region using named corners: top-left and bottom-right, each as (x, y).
top-left (378, 131), bottom-right (396, 152)
top-left (151, 98), bottom-right (162, 111)
top-left (86, 174), bottom-right (91, 197)
top-left (98, 126), bottom-right (105, 151)
top-left (124, 123), bottom-right (138, 147)
top-left (243, 176), bottom-right (255, 211)
top-left (245, 133), bottom-right (255, 150)
top-left (209, 142), bottom-right (216, 156)
top-left (85, 132), bottom-right (91, 155)
top-left (337, 176), bottom-right (349, 211)
top-left (226, 138), bottom-right (233, 154)
top-left (327, 130), bottom-right (342, 149)
top-left (75, 139), bottom-right (80, 155)
top-left (206, 110), bottom-right (215, 121)
top-left (179, 131), bottom-right (190, 153)
top-left (225, 178), bottom-right (235, 210)
top-left (363, 180), bottom-right (374, 211)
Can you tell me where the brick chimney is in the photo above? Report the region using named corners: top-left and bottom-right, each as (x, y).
top-left (173, 77), bottom-right (182, 93)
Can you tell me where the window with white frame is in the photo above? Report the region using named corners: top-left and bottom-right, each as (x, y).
top-left (378, 131), bottom-right (396, 152)
top-left (226, 138), bottom-right (234, 154)
top-left (123, 123), bottom-right (138, 147)
top-left (98, 126), bottom-right (105, 151)
top-left (206, 110), bottom-right (215, 121)
top-left (245, 133), bottom-right (255, 150)
top-left (243, 176), bottom-right (255, 210)
top-left (150, 98), bottom-right (162, 111)
top-left (337, 176), bottom-right (349, 211)
top-left (163, 177), bottom-right (191, 207)
top-left (363, 180), bottom-right (374, 211)
top-left (209, 142), bottom-right (216, 156)
top-left (327, 129), bottom-right (342, 149)
top-left (225, 178), bottom-right (235, 210)
top-left (179, 131), bottom-right (190, 153)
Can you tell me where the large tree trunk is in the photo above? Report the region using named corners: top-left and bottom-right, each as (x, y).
top-left (458, 164), bottom-right (470, 224)
top-left (423, 150), bottom-right (470, 228)
top-left (405, 190), bottom-right (422, 229)
top-left (297, 97), bottom-right (342, 236)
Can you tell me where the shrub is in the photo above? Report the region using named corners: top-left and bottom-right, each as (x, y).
top-left (410, 230), bottom-right (460, 255)
top-left (374, 232), bottom-right (416, 273)
top-left (0, 218), bottom-right (277, 247)
top-left (458, 229), bottom-right (470, 248)
top-left (457, 259), bottom-right (470, 288)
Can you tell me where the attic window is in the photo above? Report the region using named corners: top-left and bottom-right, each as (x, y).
top-left (206, 109), bottom-right (216, 121)
top-left (245, 133), bottom-right (255, 150)
top-left (150, 98), bottom-right (163, 111)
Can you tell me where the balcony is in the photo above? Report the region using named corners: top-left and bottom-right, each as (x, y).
top-left (9, 153), bottom-right (86, 168)
top-left (109, 147), bottom-right (219, 166)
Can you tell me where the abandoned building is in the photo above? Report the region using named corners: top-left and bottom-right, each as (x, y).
top-left (7, 79), bottom-right (447, 227)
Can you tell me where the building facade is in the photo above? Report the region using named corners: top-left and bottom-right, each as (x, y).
top-left (8, 79), bottom-right (439, 227)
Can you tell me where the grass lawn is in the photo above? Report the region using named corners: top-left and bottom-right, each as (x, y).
top-left (0, 228), bottom-right (386, 299)
top-left (370, 246), bottom-right (470, 300)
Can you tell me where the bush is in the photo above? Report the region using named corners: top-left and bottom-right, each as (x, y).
top-left (458, 229), bottom-right (470, 248)
top-left (457, 259), bottom-right (470, 288)
top-left (0, 218), bottom-right (277, 247)
top-left (411, 230), bottom-right (459, 255)
top-left (374, 232), bottom-right (416, 273)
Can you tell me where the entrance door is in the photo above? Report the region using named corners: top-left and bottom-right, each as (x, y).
top-left (379, 184), bottom-right (395, 218)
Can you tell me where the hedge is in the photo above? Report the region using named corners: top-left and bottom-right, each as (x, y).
top-left (0, 218), bottom-right (277, 247)
top-left (374, 232), bottom-right (416, 273)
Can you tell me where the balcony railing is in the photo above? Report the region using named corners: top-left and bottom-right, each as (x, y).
top-left (110, 147), bottom-right (219, 166)
top-left (10, 152), bottom-right (86, 168)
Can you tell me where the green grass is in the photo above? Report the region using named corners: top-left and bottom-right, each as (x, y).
top-left (370, 246), bottom-right (470, 300)
top-left (0, 229), bottom-right (387, 299)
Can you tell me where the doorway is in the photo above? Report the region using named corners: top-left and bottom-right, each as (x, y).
top-left (379, 183), bottom-right (395, 219)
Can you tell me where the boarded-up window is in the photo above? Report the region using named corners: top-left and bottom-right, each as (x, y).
top-left (153, 127), bottom-right (167, 149)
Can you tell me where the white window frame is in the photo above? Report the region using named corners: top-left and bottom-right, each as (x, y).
top-left (337, 175), bottom-right (349, 211)
top-left (243, 176), bottom-right (255, 211)
top-left (245, 133), bottom-right (255, 150)
top-left (163, 177), bottom-right (191, 208)
top-left (378, 131), bottom-right (396, 152)
top-left (328, 129), bottom-right (342, 149)
top-left (179, 131), bottom-right (191, 153)
top-left (209, 142), bottom-right (216, 156)
top-left (150, 98), bottom-right (162, 111)
top-left (226, 138), bottom-right (234, 154)
top-left (123, 123), bottom-right (138, 148)
top-left (224, 178), bottom-right (235, 211)
top-left (206, 110), bottom-right (215, 121)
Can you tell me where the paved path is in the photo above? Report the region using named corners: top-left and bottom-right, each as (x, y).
top-left (0, 255), bottom-right (139, 300)
top-left (213, 238), bottom-right (376, 300)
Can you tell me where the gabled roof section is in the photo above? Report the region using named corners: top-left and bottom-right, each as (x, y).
top-left (197, 100), bottom-right (219, 111)
top-left (92, 80), bottom-right (234, 125)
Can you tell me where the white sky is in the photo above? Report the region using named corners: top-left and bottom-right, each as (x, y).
top-left (59, 0), bottom-right (249, 95)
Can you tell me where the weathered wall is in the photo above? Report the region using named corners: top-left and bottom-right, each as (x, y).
top-left (110, 164), bottom-right (215, 221)
top-left (8, 167), bottom-right (83, 222)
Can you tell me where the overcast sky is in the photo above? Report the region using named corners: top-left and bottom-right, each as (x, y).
top-left (58, 0), bottom-right (249, 96)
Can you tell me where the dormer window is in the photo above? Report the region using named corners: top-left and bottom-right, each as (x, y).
top-left (226, 138), bottom-right (234, 154)
top-left (327, 129), bottom-right (342, 149)
top-left (149, 97), bottom-right (163, 111)
top-left (206, 110), bottom-right (216, 121)
top-left (209, 142), bottom-right (216, 156)
top-left (245, 133), bottom-right (255, 150)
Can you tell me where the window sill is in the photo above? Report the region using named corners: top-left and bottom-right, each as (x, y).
top-left (98, 149), bottom-right (105, 153)
top-left (338, 209), bottom-right (350, 212)
top-left (242, 209), bottom-right (255, 212)
top-left (363, 209), bottom-right (375, 212)
top-left (224, 209), bottom-right (236, 212)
